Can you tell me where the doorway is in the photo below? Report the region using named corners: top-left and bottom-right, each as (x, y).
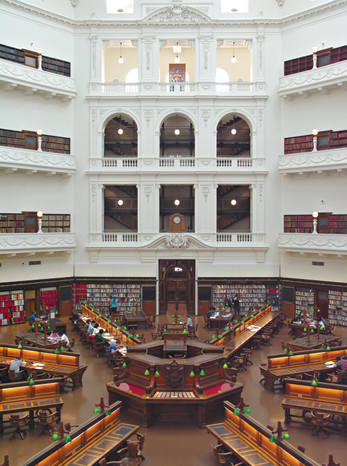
top-left (159, 260), bottom-right (195, 314)
top-left (316, 289), bottom-right (329, 320)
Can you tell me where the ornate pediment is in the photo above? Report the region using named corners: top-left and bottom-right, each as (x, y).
top-left (144, 5), bottom-right (211, 25)
top-left (140, 234), bottom-right (215, 250)
top-left (165, 359), bottom-right (184, 388)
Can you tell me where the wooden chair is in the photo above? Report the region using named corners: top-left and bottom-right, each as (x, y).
top-left (212, 444), bottom-right (243, 466)
top-left (92, 340), bottom-right (107, 358)
top-left (325, 372), bottom-right (343, 384)
top-left (8, 369), bottom-right (25, 382)
top-left (147, 315), bottom-right (155, 329)
top-left (8, 413), bottom-right (30, 440)
top-left (134, 432), bottom-right (146, 461)
top-left (241, 349), bottom-right (253, 366)
top-left (29, 370), bottom-right (50, 380)
top-left (326, 324), bottom-right (335, 336)
top-left (151, 331), bottom-right (159, 341)
top-left (116, 440), bottom-right (140, 464)
top-left (67, 337), bottom-right (75, 352)
top-left (0, 367), bottom-right (8, 382)
top-left (311, 411), bottom-right (332, 439)
top-left (251, 335), bottom-right (262, 350)
top-left (232, 354), bottom-right (248, 372)
top-left (203, 314), bottom-right (209, 329)
top-left (37, 410), bottom-right (59, 436)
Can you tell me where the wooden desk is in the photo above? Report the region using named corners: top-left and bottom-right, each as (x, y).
top-left (288, 322), bottom-right (328, 338)
top-left (288, 335), bottom-right (339, 352)
top-left (207, 401), bottom-right (328, 466)
top-left (123, 311), bottom-right (148, 330)
top-left (208, 312), bottom-right (234, 329)
top-left (108, 340), bottom-right (242, 427)
top-left (260, 346), bottom-right (347, 392)
top-left (163, 338), bottom-right (187, 357)
top-left (81, 305), bottom-right (140, 347)
top-left (211, 306), bottom-right (279, 359)
top-left (0, 344), bottom-right (87, 391)
top-left (22, 401), bottom-right (139, 466)
top-left (0, 378), bottom-right (64, 432)
top-left (36, 319), bottom-right (67, 334)
top-left (16, 333), bottom-right (67, 350)
top-left (282, 378), bottom-right (347, 432)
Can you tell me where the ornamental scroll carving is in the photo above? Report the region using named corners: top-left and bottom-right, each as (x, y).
top-left (165, 234), bottom-right (189, 249)
top-left (165, 360), bottom-right (184, 388)
top-left (145, 5), bottom-right (211, 24)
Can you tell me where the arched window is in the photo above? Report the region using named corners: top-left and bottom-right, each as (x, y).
top-left (126, 68), bottom-right (138, 82)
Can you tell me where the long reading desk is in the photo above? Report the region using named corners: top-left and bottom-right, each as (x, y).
top-left (282, 378), bottom-right (347, 432)
top-left (260, 346), bottom-right (347, 392)
top-left (22, 401), bottom-right (139, 466)
top-left (207, 401), bottom-right (337, 466)
top-left (0, 344), bottom-right (87, 390)
top-left (0, 378), bottom-right (64, 432)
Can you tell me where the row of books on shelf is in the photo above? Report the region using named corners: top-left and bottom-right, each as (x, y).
top-left (87, 284), bottom-right (140, 289)
top-left (0, 317), bottom-right (25, 326)
top-left (215, 285), bottom-right (266, 289)
top-left (0, 300), bottom-right (24, 307)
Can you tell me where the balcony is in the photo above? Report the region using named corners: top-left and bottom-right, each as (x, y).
top-left (278, 233), bottom-right (347, 256)
top-left (278, 148), bottom-right (347, 175)
top-left (0, 233), bottom-right (76, 256)
top-left (87, 232), bottom-right (267, 262)
top-left (88, 81), bottom-right (267, 98)
top-left (278, 61), bottom-right (347, 100)
top-left (0, 146), bottom-right (76, 176)
top-left (88, 156), bottom-right (266, 174)
top-left (0, 59), bottom-right (77, 101)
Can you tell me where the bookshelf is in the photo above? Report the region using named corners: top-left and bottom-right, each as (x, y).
top-left (284, 129), bottom-right (347, 155)
top-left (295, 289), bottom-right (314, 315)
top-left (73, 283), bottom-right (142, 314)
top-left (40, 288), bottom-right (58, 312)
top-left (284, 44), bottom-right (347, 76)
top-left (0, 213), bottom-right (24, 233)
top-left (41, 214), bottom-right (70, 233)
top-left (0, 128), bottom-right (70, 154)
top-left (0, 290), bottom-right (25, 326)
top-left (212, 284), bottom-right (273, 313)
top-left (284, 214), bottom-right (347, 234)
top-left (328, 290), bottom-right (347, 326)
top-left (0, 44), bottom-right (71, 77)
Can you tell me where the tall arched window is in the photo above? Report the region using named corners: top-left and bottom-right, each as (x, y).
top-left (104, 114), bottom-right (138, 158)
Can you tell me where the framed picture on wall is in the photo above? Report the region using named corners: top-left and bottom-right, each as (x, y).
top-left (169, 64), bottom-right (186, 82)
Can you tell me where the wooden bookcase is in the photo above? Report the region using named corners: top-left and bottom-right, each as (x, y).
top-left (0, 213), bottom-right (24, 233)
top-left (284, 213), bottom-right (347, 234)
top-left (0, 128), bottom-right (70, 154)
top-left (41, 214), bottom-right (70, 233)
top-left (0, 43), bottom-right (71, 77)
top-left (284, 44), bottom-right (347, 76)
top-left (211, 284), bottom-right (279, 313)
top-left (284, 129), bottom-right (347, 154)
top-left (0, 290), bottom-right (25, 326)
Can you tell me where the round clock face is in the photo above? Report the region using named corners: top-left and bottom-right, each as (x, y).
top-left (173, 216), bottom-right (181, 224)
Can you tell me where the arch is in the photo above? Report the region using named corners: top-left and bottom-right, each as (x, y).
top-left (214, 109), bottom-right (254, 134)
top-left (103, 113), bottom-right (138, 158)
top-left (216, 68), bottom-right (229, 82)
top-left (126, 68), bottom-right (139, 83)
top-left (157, 109), bottom-right (197, 132)
top-left (100, 109), bottom-right (140, 135)
top-left (216, 112), bottom-right (252, 158)
top-left (159, 112), bottom-right (196, 157)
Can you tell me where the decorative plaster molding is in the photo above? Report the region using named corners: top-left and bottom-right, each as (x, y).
top-left (278, 149), bottom-right (347, 173)
top-left (278, 233), bottom-right (347, 255)
top-left (279, 61), bottom-right (347, 96)
top-left (70, 0), bottom-right (79, 6)
top-left (0, 148), bottom-right (76, 172)
top-left (144, 5), bottom-right (211, 24)
top-left (202, 186), bottom-right (210, 202)
top-left (276, 0), bottom-right (285, 5)
top-left (0, 234), bottom-right (76, 252)
top-left (0, 60), bottom-right (77, 96)
top-left (165, 234), bottom-right (189, 249)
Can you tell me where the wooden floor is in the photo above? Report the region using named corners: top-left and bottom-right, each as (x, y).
top-left (1, 314), bottom-right (346, 466)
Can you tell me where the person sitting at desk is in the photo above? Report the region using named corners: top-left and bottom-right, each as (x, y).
top-left (336, 357), bottom-right (347, 372)
top-left (9, 357), bottom-right (28, 378)
top-left (95, 329), bottom-right (108, 344)
top-left (29, 311), bottom-right (36, 323)
top-left (109, 339), bottom-right (121, 354)
top-left (87, 320), bottom-right (95, 334)
top-left (58, 331), bottom-right (70, 347)
top-left (84, 319), bottom-right (91, 332)
top-left (207, 307), bottom-right (215, 318)
top-left (186, 314), bottom-right (193, 332)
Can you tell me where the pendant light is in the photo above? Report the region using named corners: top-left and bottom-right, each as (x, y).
top-left (119, 42), bottom-right (124, 64)
top-left (175, 42), bottom-right (180, 63)
top-left (174, 114), bottom-right (180, 135)
top-left (231, 41), bottom-right (236, 63)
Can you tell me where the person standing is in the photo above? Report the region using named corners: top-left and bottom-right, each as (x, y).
top-left (233, 295), bottom-right (240, 317)
top-left (110, 295), bottom-right (118, 315)
top-left (186, 314), bottom-right (193, 331)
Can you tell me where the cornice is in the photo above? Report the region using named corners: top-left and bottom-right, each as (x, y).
top-left (1, 0), bottom-right (346, 29)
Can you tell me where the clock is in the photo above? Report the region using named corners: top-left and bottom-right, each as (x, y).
top-left (168, 213), bottom-right (186, 233)
top-left (173, 216), bottom-right (181, 224)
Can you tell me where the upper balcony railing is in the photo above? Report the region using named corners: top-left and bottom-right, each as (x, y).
top-left (88, 156), bottom-right (266, 174)
top-left (0, 233), bottom-right (76, 256)
top-left (278, 233), bottom-right (347, 257)
top-left (89, 81), bottom-right (267, 98)
top-left (279, 45), bottom-right (347, 99)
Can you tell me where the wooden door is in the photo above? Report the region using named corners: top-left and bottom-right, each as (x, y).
top-left (282, 286), bottom-right (295, 319)
top-left (142, 286), bottom-right (156, 316)
top-left (23, 211), bottom-right (38, 233)
top-left (159, 260), bottom-right (195, 314)
top-left (316, 289), bottom-right (329, 319)
top-left (317, 213), bottom-right (331, 234)
top-left (198, 286), bottom-right (211, 316)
